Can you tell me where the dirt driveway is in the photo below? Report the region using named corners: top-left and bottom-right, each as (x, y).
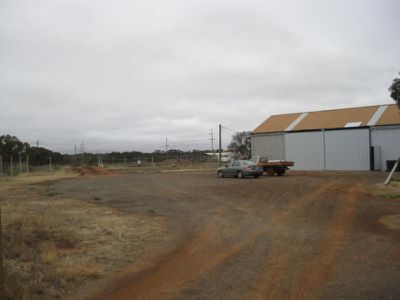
top-left (55, 171), bottom-right (400, 300)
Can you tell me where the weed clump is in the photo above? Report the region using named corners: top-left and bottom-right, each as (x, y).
top-left (380, 194), bottom-right (400, 199)
top-left (4, 215), bottom-right (78, 261)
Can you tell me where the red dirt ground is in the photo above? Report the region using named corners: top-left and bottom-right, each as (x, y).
top-left (55, 170), bottom-right (400, 300)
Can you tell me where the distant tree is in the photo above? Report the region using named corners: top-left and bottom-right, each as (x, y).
top-left (0, 135), bottom-right (67, 165)
top-left (389, 71), bottom-right (400, 109)
top-left (227, 131), bottom-right (251, 159)
top-left (27, 147), bottom-right (63, 165)
top-left (0, 135), bottom-right (30, 157)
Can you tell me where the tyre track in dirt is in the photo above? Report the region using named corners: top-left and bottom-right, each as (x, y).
top-left (289, 183), bottom-right (361, 300)
top-left (54, 171), bottom-right (398, 300)
top-left (250, 180), bottom-right (362, 300)
top-left (93, 177), bottom-right (340, 300)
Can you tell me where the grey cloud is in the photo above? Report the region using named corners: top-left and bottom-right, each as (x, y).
top-left (1, 0), bottom-right (399, 153)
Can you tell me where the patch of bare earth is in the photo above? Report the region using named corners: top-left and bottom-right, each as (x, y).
top-left (0, 169), bottom-right (166, 299)
top-left (371, 179), bottom-right (400, 230)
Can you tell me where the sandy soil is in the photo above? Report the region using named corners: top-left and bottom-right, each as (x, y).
top-left (0, 169), bottom-right (166, 299)
top-left (53, 170), bottom-right (400, 300)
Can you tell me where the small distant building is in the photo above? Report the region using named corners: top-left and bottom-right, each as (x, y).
top-left (204, 151), bottom-right (234, 162)
top-left (251, 104), bottom-right (400, 171)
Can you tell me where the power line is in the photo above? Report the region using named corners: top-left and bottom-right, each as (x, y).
top-left (165, 137), bottom-right (169, 160)
top-left (79, 142), bottom-right (85, 165)
top-left (210, 129), bottom-right (215, 156)
top-left (221, 125), bottom-right (239, 133)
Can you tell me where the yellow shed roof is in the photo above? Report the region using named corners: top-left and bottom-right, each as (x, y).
top-left (376, 104), bottom-right (400, 126)
top-left (253, 104), bottom-right (399, 133)
top-left (253, 113), bottom-right (301, 133)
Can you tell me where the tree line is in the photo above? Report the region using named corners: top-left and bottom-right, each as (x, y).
top-left (0, 135), bottom-right (217, 166)
top-left (0, 135), bottom-right (65, 166)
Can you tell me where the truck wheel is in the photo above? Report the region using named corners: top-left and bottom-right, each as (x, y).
top-left (276, 169), bottom-right (285, 176)
top-left (217, 171), bottom-right (224, 178)
top-left (237, 171), bottom-right (244, 179)
top-left (267, 169), bottom-right (275, 176)
top-left (254, 174), bottom-right (260, 178)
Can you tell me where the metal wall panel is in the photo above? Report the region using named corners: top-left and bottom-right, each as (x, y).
top-left (325, 129), bottom-right (370, 170)
top-left (251, 133), bottom-right (285, 160)
top-left (371, 126), bottom-right (400, 171)
top-left (285, 131), bottom-right (325, 170)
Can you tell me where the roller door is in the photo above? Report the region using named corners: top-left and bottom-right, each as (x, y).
top-left (325, 129), bottom-right (370, 170)
top-left (285, 131), bottom-right (325, 170)
top-left (251, 133), bottom-right (285, 160)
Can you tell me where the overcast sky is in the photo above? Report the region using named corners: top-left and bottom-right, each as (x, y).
top-left (1, 0), bottom-right (399, 153)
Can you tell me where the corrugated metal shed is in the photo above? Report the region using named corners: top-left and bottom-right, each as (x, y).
top-left (376, 105), bottom-right (400, 126)
top-left (253, 104), bottom-right (399, 134)
top-left (251, 133), bottom-right (285, 160)
top-left (285, 132), bottom-right (325, 170)
top-left (325, 129), bottom-right (370, 170)
top-left (253, 113), bottom-right (301, 133)
top-left (252, 104), bottom-right (399, 171)
top-left (371, 126), bottom-right (400, 171)
top-left (292, 106), bottom-right (378, 131)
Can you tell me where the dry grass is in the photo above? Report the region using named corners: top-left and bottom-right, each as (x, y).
top-left (41, 242), bottom-right (59, 264)
top-left (63, 257), bottom-right (104, 280)
top-left (380, 214), bottom-right (400, 230)
top-left (372, 179), bottom-right (400, 198)
top-left (372, 179), bottom-right (400, 230)
top-left (0, 169), bottom-right (167, 300)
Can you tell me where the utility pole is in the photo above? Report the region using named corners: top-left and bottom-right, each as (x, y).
top-left (26, 156), bottom-right (29, 174)
top-left (73, 145), bottom-right (77, 166)
top-left (19, 155), bottom-right (22, 175)
top-left (36, 140), bottom-right (39, 148)
top-left (0, 156), bottom-right (2, 177)
top-left (80, 142), bottom-right (85, 165)
top-left (210, 129), bottom-right (215, 157)
top-left (10, 156), bottom-right (13, 176)
top-left (165, 137), bottom-right (169, 161)
top-left (49, 156), bottom-right (52, 172)
top-left (219, 124), bottom-right (222, 166)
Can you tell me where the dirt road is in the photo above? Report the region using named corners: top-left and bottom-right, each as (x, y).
top-left (55, 171), bottom-right (400, 300)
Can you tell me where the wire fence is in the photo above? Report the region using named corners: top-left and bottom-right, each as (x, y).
top-left (0, 153), bottom-right (220, 178)
top-left (0, 124), bottom-right (244, 177)
top-left (0, 155), bottom-right (62, 177)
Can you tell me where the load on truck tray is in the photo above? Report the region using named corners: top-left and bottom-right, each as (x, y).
top-left (251, 156), bottom-right (294, 176)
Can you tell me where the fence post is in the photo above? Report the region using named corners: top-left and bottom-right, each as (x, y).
top-left (0, 156), bottom-right (2, 177)
top-left (19, 155), bottom-right (22, 175)
top-left (10, 156), bottom-right (13, 176)
top-left (0, 195), bottom-right (4, 297)
top-left (384, 157), bottom-right (400, 185)
top-left (49, 156), bottom-right (52, 172)
top-left (26, 156), bottom-right (29, 174)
